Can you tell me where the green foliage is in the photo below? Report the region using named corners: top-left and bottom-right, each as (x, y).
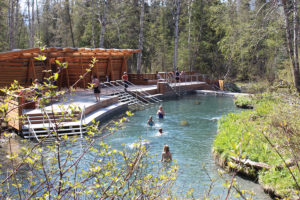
top-left (234, 95), bottom-right (254, 109)
top-left (213, 93), bottom-right (300, 198)
top-left (236, 81), bottom-right (270, 94)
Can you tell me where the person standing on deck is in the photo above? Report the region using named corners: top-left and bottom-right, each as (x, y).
top-left (180, 70), bottom-right (185, 82)
top-left (122, 72), bottom-right (129, 91)
top-left (161, 145), bottom-right (172, 162)
top-left (175, 68), bottom-right (180, 83)
top-left (92, 75), bottom-right (100, 102)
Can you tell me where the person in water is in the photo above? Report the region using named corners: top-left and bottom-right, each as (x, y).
top-left (157, 106), bottom-right (165, 119)
top-left (161, 145), bottom-right (172, 162)
top-left (158, 128), bottom-right (163, 135)
top-left (147, 116), bottom-right (155, 126)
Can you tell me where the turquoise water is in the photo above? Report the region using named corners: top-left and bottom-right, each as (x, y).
top-left (104, 95), bottom-right (271, 199)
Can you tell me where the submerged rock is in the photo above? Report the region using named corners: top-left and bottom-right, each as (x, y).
top-left (194, 101), bottom-right (201, 105)
top-left (180, 120), bottom-right (189, 126)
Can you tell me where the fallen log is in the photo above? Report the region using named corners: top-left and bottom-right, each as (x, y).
top-left (230, 156), bottom-right (272, 170)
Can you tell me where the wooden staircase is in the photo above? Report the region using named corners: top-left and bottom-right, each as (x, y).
top-left (22, 110), bottom-right (86, 140)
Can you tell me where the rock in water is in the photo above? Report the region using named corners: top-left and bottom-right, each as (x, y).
top-left (180, 120), bottom-right (189, 126)
top-left (194, 101), bottom-right (201, 105)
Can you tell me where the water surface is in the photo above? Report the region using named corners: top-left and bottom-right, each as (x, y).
top-left (104, 95), bottom-right (270, 199)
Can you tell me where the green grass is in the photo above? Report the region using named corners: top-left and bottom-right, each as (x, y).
top-left (213, 93), bottom-right (300, 198)
top-left (233, 95), bottom-right (254, 108)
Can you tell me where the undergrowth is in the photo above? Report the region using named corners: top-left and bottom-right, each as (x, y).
top-left (213, 93), bottom-right (300, 198)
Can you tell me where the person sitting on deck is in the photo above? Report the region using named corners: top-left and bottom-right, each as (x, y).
top-left (122, 72), bottom-right (129, 91)
top-left (161, 145), bottom-right (172, 162)
top-left (33, 79), bottom-right (42, 97)
top-left (92, 75), bottom-right (100, 102)
top-left (147, 116), bottom-right (155, 127)
top-left (157, 105), bottom-right (165, 119)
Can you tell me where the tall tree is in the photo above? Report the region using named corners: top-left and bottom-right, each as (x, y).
top-left (173, 0), bottom-right (181, 72)
top-left (65, 0), bottom-right (75, 47)
top-left (281, 0), bottom-right (300, 92)
top-left (98, 0), bottom-right (108, 48)
top-left (136, 0), bottom-right (145, 74)
top-left (8, 0), bottom-right (16, 49)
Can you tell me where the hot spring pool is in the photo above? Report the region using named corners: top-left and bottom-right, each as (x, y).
top-left (103, 94), bottom-right (271, 199)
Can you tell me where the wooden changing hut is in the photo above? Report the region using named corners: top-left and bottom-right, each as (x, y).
top-left (0, 48), bottom-right (140, 88)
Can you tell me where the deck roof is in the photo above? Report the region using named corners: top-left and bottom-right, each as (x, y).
top-left (0, 47), bottom-right (140, 60)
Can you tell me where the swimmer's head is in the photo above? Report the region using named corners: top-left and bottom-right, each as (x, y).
top-left (149, 116), bottom-right (153, 120)
top-left (159, 105), bottom-right (163, 110)
top-left (159, 128), bottom-right (163, 133)
top-left (163, 145), bottom-right (170, 153)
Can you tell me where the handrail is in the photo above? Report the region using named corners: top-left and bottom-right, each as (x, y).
top-left (119, 79), bottom-right (161, 103)
top-left (79, 106), bottom-right (85, 138)
top-left (119, 80), bottom-right (162, 103)
top-left (44, 110), bottom-right (57, 136)
top-left (26, 116), bottom-right (40, 142)
top-left (103, 82), bottom-right (146, 107)
top-left (114, 80), bottom-right (152, 105)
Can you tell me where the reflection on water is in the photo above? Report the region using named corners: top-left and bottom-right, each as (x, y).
top-left (104, 95), bottom-right (271, 199)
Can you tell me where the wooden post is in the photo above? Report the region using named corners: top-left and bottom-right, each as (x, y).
top-left (105, 58), bottom-right (109, 80)
top-left (43, 56), bottom-right (51, 80)
top-left (109, 56), bottom-right (113, 80)
top-left (26, 58), bottom-right (32, 84)
top-left (124, 57), bottom-right (127, 73)
top-left (32, 59), bottom-right (37, 80)
top-left (120, 56), bottom-right (127, 79)
top-left (66, 67), bottom-right (70, 88)
top-left (80, 54), bottom-right (85, 88)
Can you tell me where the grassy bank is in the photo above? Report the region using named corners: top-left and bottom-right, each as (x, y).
top-left (213, 93), bottom-right (300, 199)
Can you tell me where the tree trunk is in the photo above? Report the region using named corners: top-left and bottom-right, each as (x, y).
top-left (27, 0), bottom-right (32, 47)
top-left (13, 0), bottom-right (19, 49)
top-left (91, 0), bottom-right (96, 48)
top-left (65, 0), bottom-right (75, 47)
top-left (31, 0), bottom-right (35, 47)
top-left (188, 0), bottom-right (192, 72)
top-left (8, 0), bottom-right (15, 50)
top-left (281, 0), bottom-right (300, 92)
top-left (292, 0), bottom-right (300, 92)
top-left (36, 0), bottom-right (41, 42)
top-left (173, 0), bottom-right (181, 72)
top-left (136, 0), bottom-right (144, 74)
top-left (99, 0), bottom-right (108, 48)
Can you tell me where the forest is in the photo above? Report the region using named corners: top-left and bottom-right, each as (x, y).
top-left (1, 0), bottom-right (299, 92)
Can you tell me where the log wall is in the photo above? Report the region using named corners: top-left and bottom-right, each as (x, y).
top-left (0, 48), bottom-right (137, 88)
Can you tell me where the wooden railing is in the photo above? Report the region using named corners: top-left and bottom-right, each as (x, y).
top-left (128, 73), bottom-right (157, 85)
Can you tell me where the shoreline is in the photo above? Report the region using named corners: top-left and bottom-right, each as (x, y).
top-left (212, 149), bottom-right (281, 199)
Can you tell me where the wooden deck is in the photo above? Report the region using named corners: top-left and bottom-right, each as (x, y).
top-left (4, 80), bottom-right (214, 139)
